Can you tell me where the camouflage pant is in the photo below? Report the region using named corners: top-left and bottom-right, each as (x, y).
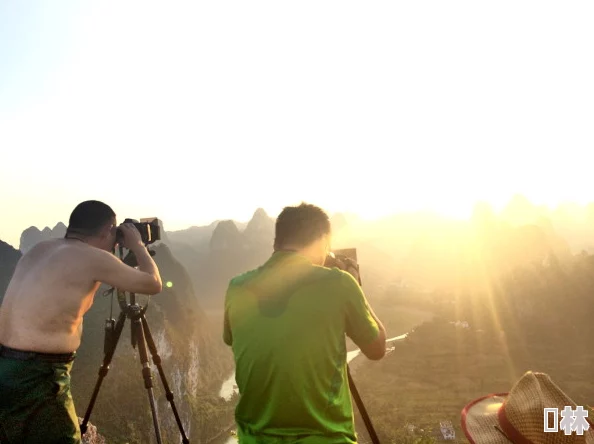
top-left (0, 352), bottom-right (81, 443)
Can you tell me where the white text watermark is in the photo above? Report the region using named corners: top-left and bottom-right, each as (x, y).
top-left (544, 407), bottom-right (590, 435)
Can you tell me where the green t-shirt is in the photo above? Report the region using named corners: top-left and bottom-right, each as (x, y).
top-left (223, 251), bottom-right (380, 443)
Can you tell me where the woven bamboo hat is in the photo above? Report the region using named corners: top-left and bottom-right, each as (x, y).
top-left (461, 371), bottom-right (594, 444)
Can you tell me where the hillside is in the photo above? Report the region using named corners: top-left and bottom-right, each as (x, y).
top-left (351, 253), bottom-right (594, 443)
top-left (0, 240), bottom-right (21, 304)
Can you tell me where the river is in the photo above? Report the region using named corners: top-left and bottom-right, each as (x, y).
top-left (214, 334), bottom-right (408, 443)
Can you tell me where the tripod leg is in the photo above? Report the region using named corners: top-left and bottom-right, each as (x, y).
top-left (81, 310), bottom-right (127, 435)
top-left (133, 317), bottom-right (163, 444)
top-left (141, 316), bottom-right (190, 443)
top-left (347, 365), bottom-right (380, 444)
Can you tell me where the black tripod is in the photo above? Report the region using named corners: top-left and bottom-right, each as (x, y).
top-left (346, 263), bottom-right (381, 444)
top-left (348, 367), bottom-right (380, 444)
top-left (80, 248), bottom-right (190, 444)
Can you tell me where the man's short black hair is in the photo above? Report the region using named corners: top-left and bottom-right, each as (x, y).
top-left (66, 200), bottom-right (116, 237)
top-left (274, 203), bottom-right (331, 250)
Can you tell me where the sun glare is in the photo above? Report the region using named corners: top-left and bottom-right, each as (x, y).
top-left (352, 199), bottom-right (476, 222)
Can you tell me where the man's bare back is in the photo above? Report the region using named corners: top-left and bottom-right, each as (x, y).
top-left (0, 239), bottom-right (103, 353)
top-left (0, 225), bottom-right (162, 354)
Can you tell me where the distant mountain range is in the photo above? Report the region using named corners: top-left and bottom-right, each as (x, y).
top-left (6, 197), bottom-right (594, 308)
top-left (19, 222), bottom-right (67, 254)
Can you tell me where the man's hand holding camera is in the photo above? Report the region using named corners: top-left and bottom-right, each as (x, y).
top-left (334, 256), bottom-right (361, 283)
top-left (118, 223), bottom-right (144, 251)
top-left (93, 222), bottom-right (162, 295)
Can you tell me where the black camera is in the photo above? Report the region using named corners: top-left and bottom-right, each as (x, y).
top-left (324, 248), bottom-right (358, 268)
top-left (116, 217), bottom-right (161, 246)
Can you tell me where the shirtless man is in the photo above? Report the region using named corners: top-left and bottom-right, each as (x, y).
top-left (0, 200), bottom-right (162, 443)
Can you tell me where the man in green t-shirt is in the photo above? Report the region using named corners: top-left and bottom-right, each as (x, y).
top-left (223, 203), bottom-right (387, 443)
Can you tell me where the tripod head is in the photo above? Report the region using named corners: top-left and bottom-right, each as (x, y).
top-left (102, 244), bottom-right (157, 308)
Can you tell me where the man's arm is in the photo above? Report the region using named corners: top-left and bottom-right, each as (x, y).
top-left (342, 271), bottom-right (387, 360)
top-left (359, 301), bottom-right (387, 360)
top-left (92, 244), bottom-right (162, 295)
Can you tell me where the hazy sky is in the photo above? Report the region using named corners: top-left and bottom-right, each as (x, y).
top-left (1, 1), bottom-right (593, 248)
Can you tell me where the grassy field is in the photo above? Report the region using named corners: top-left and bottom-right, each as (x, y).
top-left (351, 318), bottom-right (594, 443)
